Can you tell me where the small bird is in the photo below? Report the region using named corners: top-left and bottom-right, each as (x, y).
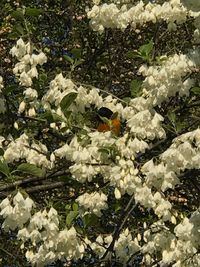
top-left (97, 107), bottom-right (121, 136)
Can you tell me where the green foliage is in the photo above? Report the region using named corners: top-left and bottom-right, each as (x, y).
top-left (63, 55), bottom-right (74, 64)
top-left (130, 79), bottom-right (142, 97)
top-left (66, 202), bottom-right (79, 226)
top-left (71, 48), bottom-right (82, 59)
top-left (82, 213), bottom-right (99, 228)
top-left (60, 92), bottom-right (78, 117)
top-left (0, 160), bottom-right (11, 179)
top-left (25, 7), bottom-right (43, 17)
top-left (11, 9), bottom-right (24, 21)
top-left (191, 86), bottom-right (200, 95)
top-left (126, 39), bottom-right (154, 63)
top-left (66, 210), bottom-right (79, 226)
top-left (138, 39), bottom-right (154, 61)
top-left (16, 163), bottom-right (45, 177)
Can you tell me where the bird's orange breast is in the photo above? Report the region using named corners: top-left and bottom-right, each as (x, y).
top-left (97, 118), bottom-right (120, 136)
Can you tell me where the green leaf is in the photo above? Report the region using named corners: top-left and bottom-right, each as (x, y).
top-left (60, 92), bottom-right (78, 117)
top-left (83, 214), bottom-right (99, 228)
top-left (98, 147), bottom-right (112, 162)
top-left (17, 163), bottom-right (45, 177)
top-left (13, 23), bottom-right (24, 35)
top-left (40, 111), bottom-right (54, 122)
top-left (74, 59), bottom-right (84, 68)
top-left (66, 211), bottom-right (78, 226)
top-left (176, 121), bottom-right (185, 133)
top-left (126, 50), bottom-right (140, 59)
top-left (114, 201), bottom-right (122, 212)
top-left (111, 112), bottom-right (118, 120)
top-left (39, 73), bottom-right (47, 82)
top-left (65, 204), bottom-right (71, 211)
top-left (0, 160), bottom-right (10, 178)
top-left (25, 7), bottom-right (43, 17)
top-left (130, 79), bottom-right (142, 97)
top-left (63, 55), bottom-right (74, 64)
top-left (191, 87), bottom-right (200, 95)
top-left (8, 32), bottom-right (20, 40)
top-left (122, 97), bottom-right (131, 103)
top-left (5, 84), bottom-right (18, 94)
top-left (110, 111), bottom-right (119, 120)
top-left (72, 202), bottom-right (79, 211)
top-left (71, 48), bottom-right (82, 59)
top-left (11, 9), bottom-right (24, 21)
top-left (62, 111), bottom-right (72, 119)
top-left (167, 111), bottom-right (176, 124)
top-left (139, 40), bottom-right (154, 57)
top-left (52, 113), bottom-right (64, 123)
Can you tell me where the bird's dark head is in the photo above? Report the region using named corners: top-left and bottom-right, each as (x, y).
top-left (97, 107), bottom-right (113, 120)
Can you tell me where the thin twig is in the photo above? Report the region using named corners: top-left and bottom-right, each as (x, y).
top-left (0, 246), bottom-right (16, 258)
top-left (101, 194), bottom-right (137, 260)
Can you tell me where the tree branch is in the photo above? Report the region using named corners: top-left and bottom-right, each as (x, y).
top-left (101, 194), bottom-right (137, 260)
top-left (25, 181), bottom-right (68, 193)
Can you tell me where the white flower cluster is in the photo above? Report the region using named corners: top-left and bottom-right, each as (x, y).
top-left (43, 74), bottom-right (102, 113)
top-left (18, 207), bottom-right (85, 266)
top-left (134, 184), bottom-right (173, 221)
top-left (1, 17), bottom-right (199, 266)
top-left (115, 133), bottom-right (149, 159)
top-left (42, 73), bottom-right (76, 108)
top-left (76, 191), bottom-right (108, 216)
top-left (0, 191), bottom-right (85, 266)
top-left (18, 99), bottom-right (39, 117)
top-left (1, 190), bottom-right (199, 267)
top-left (88, 234), bottom-right (112, 258)
top-left (172, 211), bottom-right (200, 266)
top-left (103, 157), bottom-right (140, 199)
top-left (10, 39), bottom-right (46, 117)
top-left (142, 220), bottom-right (175, 265)
top-left (42, 74), bottom-right (103, 130)
top-left (54, 133), bottom-right (115, 182)
top-left (114, 228), bottom-right (140, 262)
top-left (142, 211), bottom-right (200, 266)
top-left (161, 128), bottom-right (200, 171)
top-left (127, 109), bottom-right (165, 139)
top-left (41, 69), bottom-right (167, 139)
top-left (142, 160), bottom-right (179, 192)
top-left (139, 53), bottom-right (195, 106)
top-left (0, 191), bottom-right (34, 231)
top-left (88, 228), bottom-right (140, 264)
top-left (10, 38), bottom-right (47, 87)
top-left (142, 128), bottom-right (200, 192)
top-left (55, 131), bottom-right (150, 196)
top-left (23, 87), bottom-right (38, 100)
top-left (3, 133), bottom-right (51, 169)
top-left (43, 73), bottom-right (126, 115)
top-left (87, 0), bottom-right (189, 33)
top-left (137, 128), bottom-right (200, 222)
